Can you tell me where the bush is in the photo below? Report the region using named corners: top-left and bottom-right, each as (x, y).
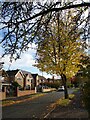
top-left (82, 80), bottom-right (90, 117)
top-left (11, 81), bottom-right (22, 90)
top-left (12, 81), bottom-right (20, 87)
top-left (67, 83), bottom-right (73, 88)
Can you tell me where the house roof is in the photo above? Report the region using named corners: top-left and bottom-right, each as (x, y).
top-left (31, 74), bottom-right (47, 81)
top-left (6, 69), bottom-right (47, 80)
top-left (20, 70), bottom-right (32, 76)
top-left (0, 69), bottom-right (8, 77)
top-left (6, 69), bottom-right (33, 78)
top-left (6, 69), bottom-right (19, 76)
top-left (31, 74), bottom-right (38, 80)
top-left (20, 70), bottom-right (32, 78)
top-left (38, 75), bottom-right (47, 81)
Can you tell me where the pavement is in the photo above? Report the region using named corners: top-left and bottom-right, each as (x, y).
top-left (46, 90), bottom-right (89, 119)
top-left (2, 93), bottom-right (38, 101)
top-left (2, 92), bottom-right (46, 107)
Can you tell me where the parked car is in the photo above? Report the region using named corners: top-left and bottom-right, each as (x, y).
top-left (57, 86), bottom-right (65, 91)
top-left (42, 85), bottom-right (49, 89)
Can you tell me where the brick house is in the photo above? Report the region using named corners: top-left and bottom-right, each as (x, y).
top-left (6, 69), bottom-right (34, 90)
top-left (6, 69), bottom-right (19, 83)
top-left (0, 69), bottom-right (10, 90)
top-left (6, 69), bottom-right (47, 90)
top-left (0, 69), bottom-right (11, 100)
top-left (16, 70), bottom-right (35, 90)
top-left (31, 74), bottom-right (47, 86)
top-left (0, 69), bottom-right (8, 81)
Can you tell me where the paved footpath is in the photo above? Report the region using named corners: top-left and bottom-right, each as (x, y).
top-left (46, 91), bottom-right (89, 119)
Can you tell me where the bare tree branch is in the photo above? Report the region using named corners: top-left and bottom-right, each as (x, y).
top-left (0, 2), bottom-right (90, 60)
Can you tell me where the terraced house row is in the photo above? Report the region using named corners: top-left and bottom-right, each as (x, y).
top-left (0, 69), bottom-right (47, 90)
top-left (0, 69), bottom-right (50, 100)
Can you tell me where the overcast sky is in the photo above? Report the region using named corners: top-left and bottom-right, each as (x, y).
top-left (0, 26), bottom-right (52, 78)
top-left (0, 44), bottom-right (53, 78)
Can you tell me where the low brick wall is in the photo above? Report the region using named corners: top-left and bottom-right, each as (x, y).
top-left (17, 90), bottom-right (35, 97)
top-left (42, 88), bottom-right (56, 92)
top-left (0, 91), bottom-right (6, 100)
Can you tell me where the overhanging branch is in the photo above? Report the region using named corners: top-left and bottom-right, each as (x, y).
top-left (16, 2), bottom-right (90, 24)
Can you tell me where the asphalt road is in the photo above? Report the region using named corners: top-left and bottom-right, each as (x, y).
top-left (2, 89), bottom-right (74, 118)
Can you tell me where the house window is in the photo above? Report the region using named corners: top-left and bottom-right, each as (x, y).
top-left (17, 77), bottom-right (21, 80)
top-left (31, 79), bottom-right (33, 83)
top-left (27, 79), bottom-right (30, 82)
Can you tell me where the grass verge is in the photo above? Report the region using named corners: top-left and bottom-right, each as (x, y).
top-left (50, 93), bottom-right (75, 109)
top-left (56, 94), bottom-right (75, 106)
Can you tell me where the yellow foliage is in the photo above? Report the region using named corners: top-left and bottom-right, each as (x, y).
top-left (35, 9), bottom-right (84, 79)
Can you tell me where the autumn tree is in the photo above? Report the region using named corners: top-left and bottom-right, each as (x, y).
top-left (0, 1), bottom-right (89, 60)
top-left (34, 10), bottom-right (84, 99)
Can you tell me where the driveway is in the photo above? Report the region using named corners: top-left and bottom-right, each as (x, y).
top-left (2, 89), bottom-right (73, 118)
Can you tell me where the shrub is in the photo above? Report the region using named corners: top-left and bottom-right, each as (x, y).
top-left (67, 83), bottom-right (74, 88)
top-left (82, 80), bottom-right (90, 118)
top-left (11, 81), bottom-right (22, 90)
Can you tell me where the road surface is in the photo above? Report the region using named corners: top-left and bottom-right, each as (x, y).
top-left (2, 89), bottom-right (73, 118)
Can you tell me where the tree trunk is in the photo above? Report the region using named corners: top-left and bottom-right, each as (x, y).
top-left (61, 73), bottom-right (69, 99)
